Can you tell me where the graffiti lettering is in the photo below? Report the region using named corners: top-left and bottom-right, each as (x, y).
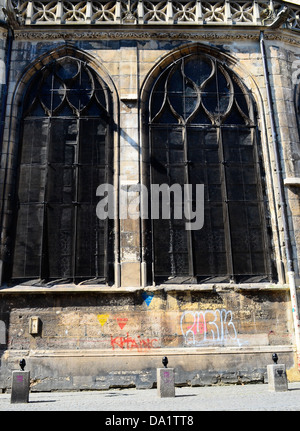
top-left (163, 371), bottom-right (172, 384)
top-left (110, 333), bottom-right (158, 351)
top-left (180, 309), bottom-right (240, 346)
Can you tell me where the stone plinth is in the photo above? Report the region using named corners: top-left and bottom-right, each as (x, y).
top-left (267, 364), bottom-right (288, 392)
top-left (157, 368), bottom-right (175, 398)
top-left (11, 371), bottom-right (30, 403)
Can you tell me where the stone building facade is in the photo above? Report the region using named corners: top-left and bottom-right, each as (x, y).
top-left (1, 0), bottom-right (300, 391)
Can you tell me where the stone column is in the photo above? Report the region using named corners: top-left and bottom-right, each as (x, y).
top-left (119, 44), bottom-right (141, 287)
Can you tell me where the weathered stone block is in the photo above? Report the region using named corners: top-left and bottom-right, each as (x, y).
top-left (121, 262), bottom-right (140, 287)
top-left (11, 371), bottom-right (30, 403)
top-left (157, 368), bottom-right (175, 398)
top-left (267, 364), bottom-right (288, 392)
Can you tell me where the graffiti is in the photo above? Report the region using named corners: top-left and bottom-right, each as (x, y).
top-left (110, 333), bottom-right (158, 351)
top-left (142, 292), bottom-right (154, 307)
top-left (97, 314), bottom-right (109, 326)
top-left (180, 309), bottom-right (240, 346)
top-left (163, 370), bottom-right (172, 384)
top-left (97, 314), bottom-right (128, 329)
top-left (117, 317), bottom-right (128, 329)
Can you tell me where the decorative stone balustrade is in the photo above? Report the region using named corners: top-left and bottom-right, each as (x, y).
top-left (15, 0), bottom-right (300, 29)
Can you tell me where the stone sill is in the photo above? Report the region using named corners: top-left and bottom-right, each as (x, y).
top-left (284, 177), bottom-right (300, 187)
top-left (284, 0), bottom-right (300, 6)
top-left (0, 282), bottom-right (291, 294)
top-left (3, 345), bottom-right (294, 358)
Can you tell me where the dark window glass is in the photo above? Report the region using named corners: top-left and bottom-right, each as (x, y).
top-left (12, 57), bottom-right (111, 284)
top-left (149, 54), bottom-right (273, 283)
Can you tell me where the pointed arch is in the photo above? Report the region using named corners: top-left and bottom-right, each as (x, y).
top-left (140, 43), bottom-right (276, 284)
top-left (1, 47), bottom-right (117, 284)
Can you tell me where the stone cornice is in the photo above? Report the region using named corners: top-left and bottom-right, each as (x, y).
top-left (13, 27), bottom-right (300, 46)
top-left (0, 280), bottom-right (290, 294)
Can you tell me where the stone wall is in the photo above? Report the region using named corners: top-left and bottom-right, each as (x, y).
top-left (1, 27), bottom-right (300, 389)
top-left (0, 285), bottom-right (295, 391)
top-left (2, 32), bottom-right (300, 285)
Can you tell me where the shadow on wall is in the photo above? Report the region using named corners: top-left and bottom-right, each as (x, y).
top-left (0, 317), bottom-right (8, 374)
top-left (0, 320), bottom-right (5, 345)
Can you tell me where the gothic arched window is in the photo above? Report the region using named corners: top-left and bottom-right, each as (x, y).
top-left (12, 57), bottom-right (112, 284)
top-left (148, 53), bottom-right (273, 283)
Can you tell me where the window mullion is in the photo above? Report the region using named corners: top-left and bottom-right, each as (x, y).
top-left (72, 117), bottom-right (80, 282)
top-left (149, 126), bottom-right (156, 282)
top-left (183, 125), bottom-right (194, 277)
top-left (182, 60), bottom-right (194, 277)
top-left (40, 117), bottom-right (51, 280)
top-left (218, 127), bottom-right (234, 281)
top-left (166, 127), bottom-right (176, 276)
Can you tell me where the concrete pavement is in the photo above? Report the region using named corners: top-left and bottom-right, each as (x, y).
top-left (0, 382), bottom-right (300, 412)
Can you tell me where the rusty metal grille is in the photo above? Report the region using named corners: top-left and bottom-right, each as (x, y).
top-left (12, 57), bottom-right (111, 284)
top-left (149, 54), bottom-right (273, 283)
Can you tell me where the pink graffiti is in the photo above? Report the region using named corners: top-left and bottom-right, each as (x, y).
top-left (163, 371), bottom-right (172, 384)
top-left (187, 320), bottom-right (207, 334)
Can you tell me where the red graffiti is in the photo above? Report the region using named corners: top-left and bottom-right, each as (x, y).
top-left (297, 353), bottom-right (300, 371)
top-left (110, 333), bottom-right (158, 351)
top-left (117, 318), bottom-right (128, 329)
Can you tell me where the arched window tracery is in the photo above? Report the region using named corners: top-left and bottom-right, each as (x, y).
top-left (12, 56), bottom-right (112, 284)
top-left (148, 53), bottom-right (274, 283)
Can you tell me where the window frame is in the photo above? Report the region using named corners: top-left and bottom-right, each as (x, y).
top-left (145, 52), bottom-right (274, 284)
top-left (10, 56), bottom-right (114, 285)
